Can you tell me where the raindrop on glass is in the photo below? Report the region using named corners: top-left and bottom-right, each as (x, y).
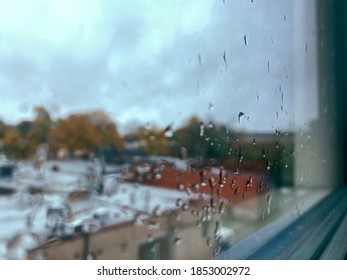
top-left (266, 160), bottom-right (271, 171)
top-left (173, 237), bottom-right (182, 246)
top-left (234, 187), bottom-right (240, 195)
top-left (177, 184), bottom-right (185, 191)
top-left (193, 183), bottom-right (200, 192)
top-left (206, 236), bottom-right (213, 247)
top-left (246, 176), bottom-right (253, 188)
top-left (86, 253), bottom-right (95, 260)
top-left (199, 122), bottom-right (205, 137)
top-left (230, 177), bottom-right (236, 189)
top-left (176, 198), bottom-right (184, 208)
top-left (164, 124), bottom-right (174, 138)
top-left (238, 112), bottom-right (245, 123)
top-left (182, 203), bottom-right (189, 211)
top-left (223, 51), bottom-right (227, 70)
top-left (198, 54), bottom-right (202, 66)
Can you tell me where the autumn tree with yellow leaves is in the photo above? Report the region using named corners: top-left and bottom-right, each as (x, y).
top-left (50, 110), bottom-right (123, 156)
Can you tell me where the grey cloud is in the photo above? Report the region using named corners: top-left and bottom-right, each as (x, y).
top-left (0, 0), bottom-right (304, 133)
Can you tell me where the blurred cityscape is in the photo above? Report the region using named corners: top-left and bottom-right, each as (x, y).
top-left (0, 107), bottom-right (296, 259)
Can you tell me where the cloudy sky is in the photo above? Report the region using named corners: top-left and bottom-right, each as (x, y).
top-left (0, 0), bottom-right (318, 133)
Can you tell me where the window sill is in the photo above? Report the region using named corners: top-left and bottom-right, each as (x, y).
top-left (216, 187), bottom-right (347, 260)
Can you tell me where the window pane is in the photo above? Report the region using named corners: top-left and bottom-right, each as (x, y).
top-left (0, 0), bottom-right (335, 260)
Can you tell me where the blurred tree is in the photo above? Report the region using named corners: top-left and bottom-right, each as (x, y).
top-left (0, 119), bottom-right (7, 139)
top-left (124, 125), bottom-right (171, 156)
top-left (51, 114), bottom-right (101, 155)
top-left (50, 111), bottom-right (123, 156)
top-left (28, 106), bottom-right (52, 146)
top-left (85, 111), bottom-right (124, 149)
top-left (3, 130), bottom-right (30, 158)
top-left (145, 129), bottom-right (171, 156)
top-left (173, 116), bottom-right (207, 158)
top-left (34, 106), bottom-right (51, 122)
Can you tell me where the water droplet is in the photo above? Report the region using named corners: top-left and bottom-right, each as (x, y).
top-left (182, 203), bottom-right (189, 211)
top-left (284, 14), bottom-right (287, 21)
top-left (230, 177), bottom-right (236, 189)
top-left (243, 34), bottom-right (248, 46)
top-left (86, 252), bottom-right (95, 260)
top-left (208, 103), bottom-right (214, 110)
top-left (150, 243), bottom-right (160, 260)
top-left (234, 187), bottom-right (240, 195)
top-left (207, 236), bottom-right (213, 247)
top-left (214, 220), bottom-right (222, 237)
top-left (266, 160), bottom-right (271, 171)
top-left (253, 138), bottom-right (256, 146)
top-left (233, 169), bottom-right (239, 175)
top-left (261, 211), bottom-right (265, 220)
top-left (173, 237), bottom-right (182, 246)
top-left (266, 193), bottom-right (272, 214)
top-left (209, 177), bottom-right (216, 188)
top-left (213, 236), bottom-right (223, 257)
top-left (262, 148), bottom-right (266, 158)
top-left (176, 198), bottom-right (184, 208)
top-left (198, 54), bottom-right (202, 65)
top-left (164, 124), bottom-right (174, 138)
top-left (238, 112), bottom-right (245, 123)
top-left (147, 220), bottom-right (160, 230)
top-left (208, 121), bottom-right (213, 128)
top-left (199, 122), bottom-right (204, 137)
top-left (238, 149), bottom-right (243, 163)
top-left (223, 51), bottom-right (227, 70)
top-left (193, 183), bottom-right (200, 192)
top-left (177, 184), bottom-right (185, 191)
top-left (246, 176), bottom-right (253, 188)
top-left (218, 201), bottom-right (225, 214)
